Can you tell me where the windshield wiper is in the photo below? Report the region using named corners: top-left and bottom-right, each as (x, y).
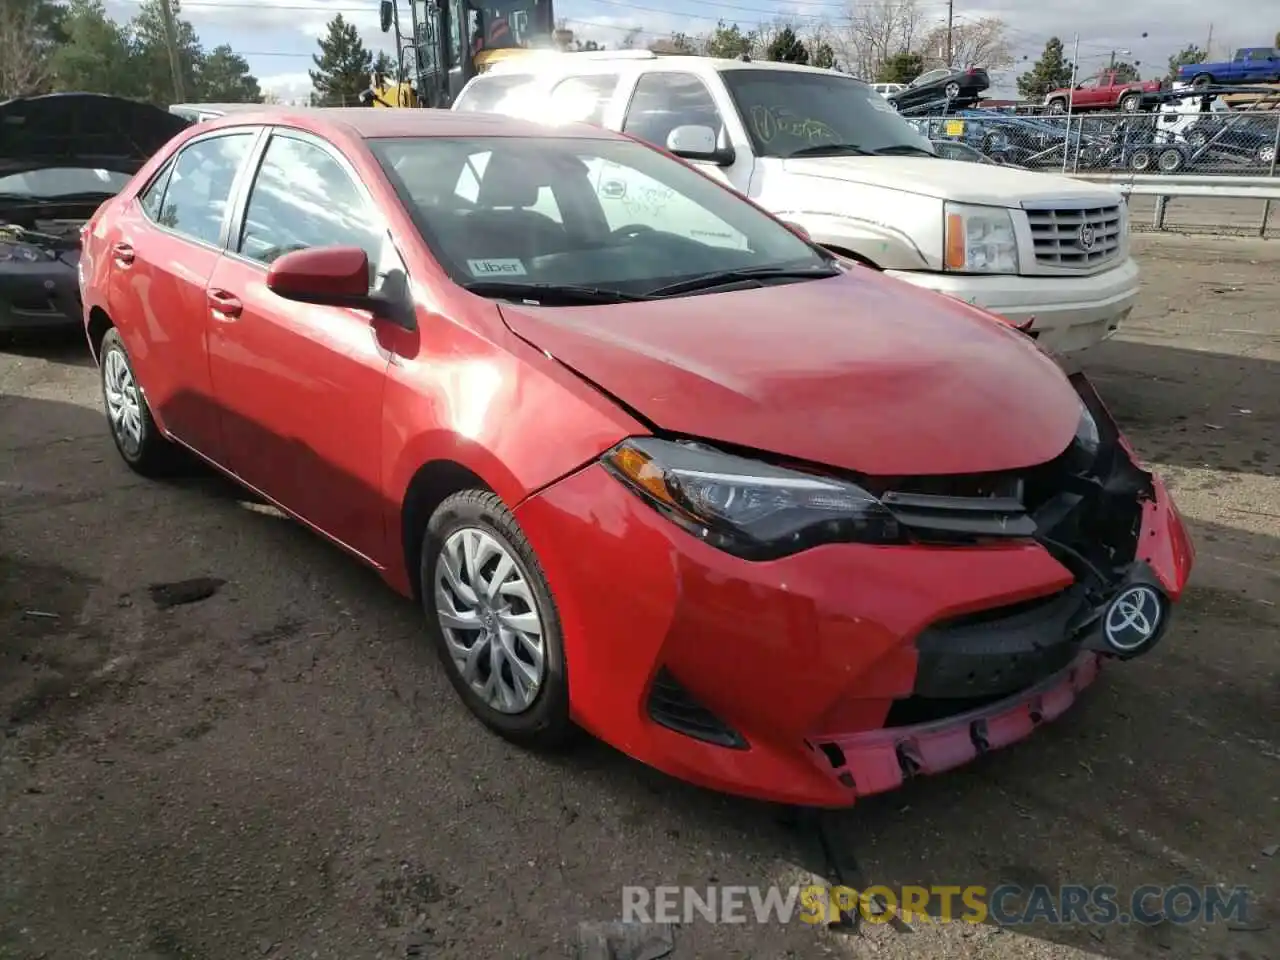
top-left (460, 280), bottom-right (652, 305)
top-left (868, 144), bottom-right (938, 157)
top-left (786, 144), bottom-right (875, 158)
top-left (645, 264), bottom-right (839, 298)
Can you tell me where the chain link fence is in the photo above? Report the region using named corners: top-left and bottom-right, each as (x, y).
top-left (906, 110), bottom-right (1280, 176)
top-left (906, 110), bottom-right (1280, 236)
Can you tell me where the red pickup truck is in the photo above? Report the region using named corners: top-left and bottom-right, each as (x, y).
top-left (1044, 71), bottom-right (1165, 114)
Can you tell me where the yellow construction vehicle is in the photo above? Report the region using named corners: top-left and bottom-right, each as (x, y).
top-left (364, 0), bottom-right (556, 108)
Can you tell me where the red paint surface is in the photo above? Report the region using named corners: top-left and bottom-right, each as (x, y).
top-left (81, 108), bottom-right (1194, 807)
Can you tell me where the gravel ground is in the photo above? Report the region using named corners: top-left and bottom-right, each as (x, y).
top-left (1, 234), bottom-right (1277, 960)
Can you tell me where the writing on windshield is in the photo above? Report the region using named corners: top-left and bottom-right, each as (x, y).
top-left (748, 106), bottom-right (841, 147)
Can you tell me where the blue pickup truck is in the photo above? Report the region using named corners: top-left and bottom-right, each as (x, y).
top-left (1179, 47), bottom-right (1280, 86)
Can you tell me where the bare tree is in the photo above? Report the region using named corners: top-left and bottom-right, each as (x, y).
top-left (619, 26), bottom-right (642, 49)
top-left (835, 0), bottom-right (924, 80)
top-left (0, 2), bottom-right (52, 99)
top-left (917, 17), bottom-right (1013, 70)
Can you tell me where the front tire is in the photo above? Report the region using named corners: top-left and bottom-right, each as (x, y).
top-left (420, 490), bottom-right (572, 748)
top-left (1047, 98), bottom-right (1067, 114)
top-left (98, 328), bottom-right (177, 477)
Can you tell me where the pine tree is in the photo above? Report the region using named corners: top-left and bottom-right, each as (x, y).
top-left (199, 44), bottom-right (261, 102)
top-left (1166, 44), bottom-right (1207, 81)
top-left (1111, 61), bottom-right (1140, 82)
top-left (810, 42), bottom-right (836, 70)
top-left (310, 14), bottom-right (374, 106)
top-left (766, 26), bottom-right (808, 64)
top-left (1016, 37), bottom-right (1073, 99)
top-left (878, 51), bottom-right (924, 84)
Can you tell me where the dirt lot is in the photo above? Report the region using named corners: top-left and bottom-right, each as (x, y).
top-left (1, 234), bottom-right (1277, 960)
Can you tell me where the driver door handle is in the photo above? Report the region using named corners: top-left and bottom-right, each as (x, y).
top-left (112, 242), bottom-right (135, 266)
top-left (207, 289), bottom-right (243, 320)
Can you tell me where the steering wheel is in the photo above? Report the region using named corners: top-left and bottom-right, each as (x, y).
top-left (609, 224), bottom-right (655, 242)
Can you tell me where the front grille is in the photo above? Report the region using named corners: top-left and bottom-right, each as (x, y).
top-left (1025, 204), bottom-right (1122, 269)
top-left (646, 668), bottom-right (746, 749)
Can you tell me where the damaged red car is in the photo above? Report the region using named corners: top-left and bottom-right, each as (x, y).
top-left (78, 108), bottom-right (1194, 807)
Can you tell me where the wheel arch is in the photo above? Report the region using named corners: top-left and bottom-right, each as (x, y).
top-left (399, 457), bottom-right (495, 604)
top-left (87, 306), bottom-right (114, 363)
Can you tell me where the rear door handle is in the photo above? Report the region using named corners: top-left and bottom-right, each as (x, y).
top-left (112, 242), bottom-right (135, 265)
top-left (207, 289), bottom-right (243, 320)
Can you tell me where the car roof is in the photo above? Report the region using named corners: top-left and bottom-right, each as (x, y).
top-left (194, 106), bottom-right (623, 142)
top-left (484, 52), bottom-right (865, 82)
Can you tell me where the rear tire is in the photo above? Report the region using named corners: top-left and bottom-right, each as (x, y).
top-left (1119, 92), bottom-right (1142, 113)
top-left (1157, 147), bottom-right (1184, 173)
top-left (98, 328), bottom-right (179, 477)
top-left (1190, 73), bottom-right (1212, 88)
top-left (1129, 148), bottom-right (1154, 172)
top-left (419, 490), bottom-right (573, 749)
top-left (944, 81), bottom-right (962, 99)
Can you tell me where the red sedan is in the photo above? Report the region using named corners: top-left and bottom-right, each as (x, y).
top-left (78, 108), bottom-right (1193, 807)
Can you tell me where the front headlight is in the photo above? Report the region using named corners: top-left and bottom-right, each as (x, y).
top-left (603, 437), bottom-right (901, 559)
top-left (943, 202), bottom-right (1019, 274)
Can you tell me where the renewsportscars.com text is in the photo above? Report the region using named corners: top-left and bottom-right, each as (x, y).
top-left (622, 884), bottom-right (1252, 926)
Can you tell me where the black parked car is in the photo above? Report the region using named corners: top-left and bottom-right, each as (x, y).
top-left (0, 93), bottom-right (188, 340)
top-left (887, 67), bottom-right (991, 113)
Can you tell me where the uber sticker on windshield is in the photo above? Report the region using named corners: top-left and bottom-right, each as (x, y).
top-left (467, 258), bottom-right (527, 277)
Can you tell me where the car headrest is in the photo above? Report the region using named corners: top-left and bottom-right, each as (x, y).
top-left (477, 151), bottom-right (541, 208)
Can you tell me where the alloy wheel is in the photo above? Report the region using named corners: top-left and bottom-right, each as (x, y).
top-left (434, 526), bottom-right (546, 714)
top-left (103, 348), bottom-right (143, 457)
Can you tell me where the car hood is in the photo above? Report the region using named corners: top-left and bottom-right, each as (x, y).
top-left (498, 270), bottom-right (1082, 476)
top-left (0, 93), bottom-right (190, 179)
top-left (780, 155), bottom-right (1118, 206)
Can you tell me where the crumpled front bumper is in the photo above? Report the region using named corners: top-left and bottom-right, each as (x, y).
top-left (514, 379), bottom-right (1193, 808)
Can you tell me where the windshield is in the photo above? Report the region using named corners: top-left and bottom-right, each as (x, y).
top-left (0, 168), bottom-right (130, 198)
top-left (370, 135), bottom-right (829, 298)
top-left (718, 69), bottom-right (935, 160)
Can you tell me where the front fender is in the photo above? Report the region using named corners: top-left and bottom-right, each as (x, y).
top-left (783, 212), bottom-right (934, 270)
top-left (379, 311), bottom-right (644, 588)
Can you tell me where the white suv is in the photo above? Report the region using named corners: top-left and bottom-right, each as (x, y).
top-left (453, 53), bottom-right (1139, 353)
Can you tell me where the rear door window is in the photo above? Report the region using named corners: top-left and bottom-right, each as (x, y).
top-left (152, 133), bottom-right (256, 245)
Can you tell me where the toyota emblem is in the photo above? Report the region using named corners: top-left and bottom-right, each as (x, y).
top-left (1103, 585), bottom-right (1163, 652)
top-left (1077, 223), bottom-right (1096, 251)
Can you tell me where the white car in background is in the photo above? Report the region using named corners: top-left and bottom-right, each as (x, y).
top-left (455, 52), bottom-right (1139, 353)
top-left (871, 82), bottom-right (906, 97)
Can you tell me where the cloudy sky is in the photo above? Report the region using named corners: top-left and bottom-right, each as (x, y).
top-left (103, 0), bottom-right (1257, 100)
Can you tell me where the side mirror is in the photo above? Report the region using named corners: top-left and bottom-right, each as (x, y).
top-left (666, 124), bottom-right (735, 166)
top-left (266, 246), bottom-right (389, 317)
top-left (379, 0), bottom-right (393, 33)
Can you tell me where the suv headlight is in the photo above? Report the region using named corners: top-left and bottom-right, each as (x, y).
top-left (943, 202), bottom-right (1019, 274)
top-left (603, 437), bottom-right (901, 559)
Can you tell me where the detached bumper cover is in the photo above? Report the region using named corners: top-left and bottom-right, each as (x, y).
top-left (515, 380), bottom-right (1192, 808)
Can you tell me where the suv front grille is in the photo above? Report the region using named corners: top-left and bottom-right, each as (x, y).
top-left (1025, 204), bottom-right (1121, 269)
